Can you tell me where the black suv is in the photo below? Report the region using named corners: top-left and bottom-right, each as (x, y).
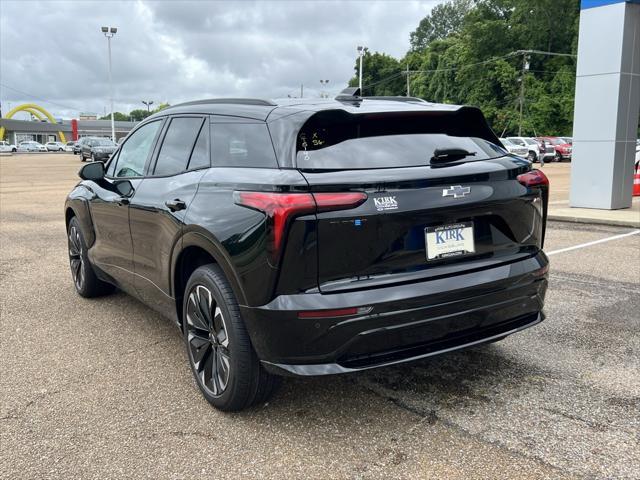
top-left (65, 92), bottom-right (549, 411)
top-left (79, 137), bottom-right (117, 162)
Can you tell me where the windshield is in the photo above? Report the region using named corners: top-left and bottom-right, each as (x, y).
top-left (524, 138), bottom-right (538, 145)
top-left (296, 113), bottom-right (506, 170)
top-left (95, 139), bottom-right (115, 146)
top-left (548, 138), bottom-right (564, 145)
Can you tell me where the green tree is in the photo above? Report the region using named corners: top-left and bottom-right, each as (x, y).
top-left (347, 0), bottom-right (580, 137)
top-left (99, 112), bottom-right (129, 121)
top-left (129, 109), bottom-right (151, 122)
top-left (348, 51), bottom-right (404, 96)
top-left (409, 0), bottom-right (472, 51)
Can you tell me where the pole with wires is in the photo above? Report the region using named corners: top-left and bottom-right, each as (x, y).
top-left (406, 64), bottom-right (410, 97)
top-left (518, 53), bottom-right (530, 136)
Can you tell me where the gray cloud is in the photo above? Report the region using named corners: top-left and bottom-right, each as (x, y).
top-left (0, 0), bottom-right (435, 119)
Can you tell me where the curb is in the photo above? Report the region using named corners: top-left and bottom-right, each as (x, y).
top-left (548, 214), bottom-right (640, 229)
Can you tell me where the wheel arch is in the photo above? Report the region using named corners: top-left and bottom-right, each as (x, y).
top-left (172, 230), bottom-right (248, 329)
top-left (65, 186), bottom-right (96, 247)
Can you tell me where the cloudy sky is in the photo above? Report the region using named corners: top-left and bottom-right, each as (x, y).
top-left (0, 0), bottom-right (436, 119)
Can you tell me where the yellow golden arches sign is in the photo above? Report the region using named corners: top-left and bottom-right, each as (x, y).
top-left (0, 103), bottom-right (67, 143)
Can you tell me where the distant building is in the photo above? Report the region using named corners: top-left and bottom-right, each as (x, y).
top-left (79, 113), bottom-right (98, 120)
top-left (0, 117), bottom-right (137, 144)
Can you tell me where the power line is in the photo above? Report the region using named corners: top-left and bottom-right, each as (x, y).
top-left (0, 83), bottom-right (79, 112)
top-left (362, 49), bottom-right (576, 91)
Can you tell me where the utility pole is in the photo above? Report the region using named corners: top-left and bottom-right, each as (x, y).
top-left (300, 84), bottom-right (304, 98)
top-left (101, 26), bottom-right (118, 140)
top-left (518, 53), bottom-right (530, 136)
top-left (406, 64), bottom-right (410, 97)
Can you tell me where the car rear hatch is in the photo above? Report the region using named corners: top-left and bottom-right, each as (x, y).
top-left (293, 108), bottom-right (548, 293)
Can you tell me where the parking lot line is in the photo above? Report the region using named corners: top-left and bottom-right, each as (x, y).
top-left (546, 229), bottom-right (640, 256)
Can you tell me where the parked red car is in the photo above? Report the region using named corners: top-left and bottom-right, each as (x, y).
top-left (538, 136), bottom-right (572, 162)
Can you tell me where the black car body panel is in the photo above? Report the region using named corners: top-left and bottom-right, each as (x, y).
top-left (65, 96), bottom-right (549, 376)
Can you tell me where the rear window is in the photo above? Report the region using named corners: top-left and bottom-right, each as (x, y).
top-left (211, 123), bottom-right (277, 168)
top-left (296, 112), bottom-right (506, 170)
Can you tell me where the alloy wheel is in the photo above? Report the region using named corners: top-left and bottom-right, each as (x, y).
top-left (185, 285), bottom-right (231, 397)
top-left (68, 225), bottom-right (84, 290)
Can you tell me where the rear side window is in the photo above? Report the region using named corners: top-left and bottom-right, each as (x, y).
top-left (211, 123), bottom-right (277, 168)
top-left (296, 112), bottom-right (505, 170)
top-left (154, 117), bottom-right (204, 176)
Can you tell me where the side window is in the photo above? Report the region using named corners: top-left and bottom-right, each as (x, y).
top-left (187, 123), bottom-right (210, 170)
top-left (154, 117), bottom-right (203, 176)
top-left (114, 121), bottom-right (161, 177)
top-left (211, 123), bottom-right (277, 168)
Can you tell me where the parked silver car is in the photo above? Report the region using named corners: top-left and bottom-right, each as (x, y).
top-left (0, 141), bottom-right (17, 152)
top-left (17, 141), bottom-right (47, 152)
top-left (45, 141), bottom-right (65, 151)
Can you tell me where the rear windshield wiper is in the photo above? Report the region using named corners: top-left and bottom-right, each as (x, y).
top-left (430, 148), bottom-right (477, 164)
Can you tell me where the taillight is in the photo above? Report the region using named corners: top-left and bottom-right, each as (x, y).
top-left (233, 191), bottom-right (367, 263)
top-left (517, 169), bottom-right (549, 187)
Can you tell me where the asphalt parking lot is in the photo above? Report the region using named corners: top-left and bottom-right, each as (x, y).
top-left (1, 153), bottom-right (639, 479)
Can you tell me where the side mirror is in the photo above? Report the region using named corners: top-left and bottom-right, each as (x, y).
top-left (78, 161), bottom-right (105, 181)
top-left (115, 180), bottom-right (134, 197)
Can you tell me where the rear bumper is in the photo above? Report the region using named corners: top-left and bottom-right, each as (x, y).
top-left (241, 252), bottom-right (548, 376)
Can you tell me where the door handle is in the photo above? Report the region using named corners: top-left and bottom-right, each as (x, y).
top-left (165, 199), bottom-right (187, 212)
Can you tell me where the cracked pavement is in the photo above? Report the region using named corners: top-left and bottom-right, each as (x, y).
top-left (1, 154), bottom-right (639, 479)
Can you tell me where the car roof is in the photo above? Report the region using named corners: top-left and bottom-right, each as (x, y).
top-left (149, 96), bottom-right (463, 122)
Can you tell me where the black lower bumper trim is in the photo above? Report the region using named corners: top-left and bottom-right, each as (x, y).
top-left (262, 312), bottom-right (543, 376)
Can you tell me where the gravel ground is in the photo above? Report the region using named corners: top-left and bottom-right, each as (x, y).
top-left (1, 154), bottom-right (638, 479)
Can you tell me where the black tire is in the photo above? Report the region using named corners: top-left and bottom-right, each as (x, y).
top-left (554, 152), bottom-right (562, 162)
top-left (11, 148), bottom-right (16, 152)
top-left (527, 151), bottom-right (537, 162)
top-left (183, 264), bottom-right (279, 411)
top-left (67, 216), bottom-right (114, 298)
top-left (80, 153), bottom-right (86, 162)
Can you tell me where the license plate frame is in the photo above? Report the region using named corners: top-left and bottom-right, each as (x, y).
top-left (424, 222), bottom-right (475, 261)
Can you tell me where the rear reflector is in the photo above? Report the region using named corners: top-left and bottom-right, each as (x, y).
top-left (297, 306), bottom-right (372, 319)
top-left (517, 169), bottom-right (549, 187)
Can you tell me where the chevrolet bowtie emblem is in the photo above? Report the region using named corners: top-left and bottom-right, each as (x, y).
top-left (442, 185), bottom-right (471, 198)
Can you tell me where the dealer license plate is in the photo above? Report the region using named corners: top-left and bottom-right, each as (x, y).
top-left (425, 222), bottom-right (475, 261)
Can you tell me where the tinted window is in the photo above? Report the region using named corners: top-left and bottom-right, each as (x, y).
top-left (211, 123), bottom-right (277, 168)
top-left (154, 117), bottom-right (203, 176)
top-left (113, 120), bottom-right (161, 177)
top-left (296, 115), bottom-right (504, 170)
top-left (187, 123), bottom-right (210, 170)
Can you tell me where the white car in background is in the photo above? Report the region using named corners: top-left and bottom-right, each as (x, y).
top-left (0, 141), bottom-right (17, 152)
top-left (17, 141), bottom-right (47, 152)
top-left (64, 141), bottom-right (76, 152)
top-left (499, 138), bottom-right (528, 157)
top-left (506, 136), bottom-right (554, 163)
top-left (45, 141), bottom-right (65, 151)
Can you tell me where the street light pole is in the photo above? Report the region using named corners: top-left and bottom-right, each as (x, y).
top-left (319, 80), bottom-right (329, 98)
top-left (357, 46), bottom-right (366, 93)
top-left (101, 26), bottom-right (117, 141)
top-left (142, 100), bottom-right (154, 113)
